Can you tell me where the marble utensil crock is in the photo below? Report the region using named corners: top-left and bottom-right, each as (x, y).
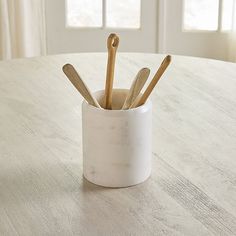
top-left (82, 89), bottom-right (152, 188)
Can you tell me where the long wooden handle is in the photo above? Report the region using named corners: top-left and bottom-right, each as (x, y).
top-left (62, 64), bottom-right (101, 108)
top-left (122, 68), bottom-right (150, 110)
top-left (133, 55), bottom-right (171, 108)
top-left (104, 34), bottom-right (119, 109)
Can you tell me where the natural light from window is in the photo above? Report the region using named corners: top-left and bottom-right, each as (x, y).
top-left (221, 0), bottom-right (234, 31)
top-left (66, 0), bottom-right (102, 27)
top-left (183, 0), bottom-right (219, 31)
top-left (66, 0), bottom-right (141, 28)
top-left (184, 0), bottom-right (235, 31)
top-left (106, 0), bottom-right (140, 28)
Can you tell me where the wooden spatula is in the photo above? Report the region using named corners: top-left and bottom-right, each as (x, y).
top-left (104, 33), bottom-right (119, 109)
top-left (133, 55), bottom-right (171, 108)
top-left (122, 68), bottom-right (150, 110)
top-left (62, 64), bottom-right (101, 108)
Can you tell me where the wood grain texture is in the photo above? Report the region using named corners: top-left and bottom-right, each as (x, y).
top-left (104, 34), bottom-right (119, 109)
top-left (62, 63), bottom-right (101, 108)
top-left (134, 55), bottom-right (171, 107)
top-left (122, 67), bottom-right (150, 110)
top-left (0, 53), bottom-right (236, 235)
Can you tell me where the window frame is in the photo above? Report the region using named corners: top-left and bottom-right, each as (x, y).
top-left (65, 0), bottom-right (142, 30)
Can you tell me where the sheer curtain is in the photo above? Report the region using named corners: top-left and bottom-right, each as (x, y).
top-left (228, 33), bottom-right (236, 62)
top-left (0, 0), bottom-right (46, 60)
top-left (227, 0), bottom-right (236, 62)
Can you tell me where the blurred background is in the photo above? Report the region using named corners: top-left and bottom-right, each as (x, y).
top-left (0, 0), bottom-right (236, 61)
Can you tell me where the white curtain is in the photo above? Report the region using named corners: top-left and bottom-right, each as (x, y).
top-left (227, 0), bottom-right (236, 62)
top-left (227, 33), bottom-right (236, 62)
top-left (0, 0), bottom-right (46, 60)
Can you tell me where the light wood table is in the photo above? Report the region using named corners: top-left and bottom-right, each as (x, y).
top-left (0, 53), bottom-right (236, 235)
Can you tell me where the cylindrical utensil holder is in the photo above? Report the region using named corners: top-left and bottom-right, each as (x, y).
top-left (82, 89), bottom-right (152, 188)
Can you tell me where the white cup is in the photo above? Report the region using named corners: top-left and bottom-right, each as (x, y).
top-left (82, 89), bottom-right (152, 187)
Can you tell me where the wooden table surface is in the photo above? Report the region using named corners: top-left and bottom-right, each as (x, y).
top-left (0, 53), bottom-right (236, 235)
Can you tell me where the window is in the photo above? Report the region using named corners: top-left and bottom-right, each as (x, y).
top-left (221, 0), bottom-right (234, 31)
top-left (183, 0), bottom-right (219, 31)
top-left (66, 0), bottom-right (102, 27)
top-left (66, 0), bottom-right (141, 29)
top-left (183, 0), bottom-right (235, 31)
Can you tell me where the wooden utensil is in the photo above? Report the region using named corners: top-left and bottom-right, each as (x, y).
top-left (122, 68), bottom-right (150, 110)
top-left (104, 33), bottom-right (119, 109)
top-left (133, 55), bottom-right (171, 108)
top-left (62, 63), bottom-right (101, 108)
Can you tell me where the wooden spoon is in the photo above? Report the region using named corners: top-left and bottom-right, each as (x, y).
top-left (104, 33), bottom-right (119, 109)
top-left (122, 68), bottom-right (150, 110)
top-left (132, 55), bottom-right (171, 108)
top-left (62, 64), bottom-right (101, 108)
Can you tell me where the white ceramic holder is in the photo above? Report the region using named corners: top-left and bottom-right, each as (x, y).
top-left (82, 89), bottom-right (152, 188)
